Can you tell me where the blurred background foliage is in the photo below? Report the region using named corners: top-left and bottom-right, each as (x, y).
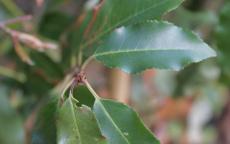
top-left (1, 0), bottom-right (230, 144)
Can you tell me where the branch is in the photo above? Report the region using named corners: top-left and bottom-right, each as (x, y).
top-left (0, 15), bottom-right (32, 26)
top-left (0, 16), bottom-right (59, 64)
top-left (1, 15), bottom-right (58, 50)
top-left (0, 65), bottom-right (26, 82)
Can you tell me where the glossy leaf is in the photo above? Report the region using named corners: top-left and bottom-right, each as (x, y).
top-left (81, 0), bottom-right (184, 48)
top-left (94, 21), bottom-right (216, 73)
top-left (93, 99), bottom-right (160, 144)
top-left (57, 96), bottom-right (107, 144)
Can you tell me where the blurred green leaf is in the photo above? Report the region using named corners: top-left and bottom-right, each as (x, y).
top-left (0, 5), bottom-right (10, 20)
top-left (0, 86), bottom-right (24, 144)
top-left (167, 7), bottom-right (218, 29)
top-left (216, 1), bottom-right (230, 83)
top-left (39, 11), bottom-right (73, 40)
top-left (32, 97), bottom-right (57, 144)
top-left (30, 51), bottom-right (64, 80)
top-left (0, 0), bottom-right (23, 17)
top-left (24, 71), bottom-right (53, 95)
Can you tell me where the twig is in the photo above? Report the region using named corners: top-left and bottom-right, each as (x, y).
top-left (0, 25), bottom-right (57, 52)
top-left (0, 16), bottom-right (58, 65)
top-left (12, 35), bottom-right (34, 65)
top-left (0, 66), bottom-right (26, 82)
top-left (83, 0), bottom-right (105, 38)
top-left (0, 15), bottom-right (32, 26)
top-left (80, 55), bottom-right (94, 71)
top-left (70, 71), bottom-right (86, 92)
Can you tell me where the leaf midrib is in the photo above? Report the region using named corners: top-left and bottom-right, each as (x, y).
top-left (96, 100), bottom-right (130, 144)
top-left (82, 0), bottom-right (178, 49)
top-left (69, 97), bottom-right (83, 144)
top-left (94, 48), bottom-right (209, 57)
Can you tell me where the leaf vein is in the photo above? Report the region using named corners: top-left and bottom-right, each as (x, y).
top-left (83, 0), bottom-right (176, 49)
top-left (97, 100), bottom-right (130, 144)
top-left (94, 48), bottom-right (203, 57)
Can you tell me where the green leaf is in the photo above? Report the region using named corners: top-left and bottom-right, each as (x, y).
top-left (30, 51), bottom-right (64, 80)
top-left (216, 1), bottom-right (230, 83)
top-left (216, 2), bottom-right (230, 52)
top-left (73, 85), bottom-right (95, 108)
top-left (32, 97), bottom-right (57, 144)
top-left (57, 96), bottom-right (107, 144)
top-left (0, 86), bottom-right (24, 144)
top-left (93, 99), bottom-right (160, 144)
top-left (0, 0), bottom-right (22, 17)
top-left (82, 0), bottom-right (184, 48)
top-left (94, 21), bottom-right (216, 73)
top-left (0, 4), bottom-right (10, 21)
top-left (39, 11), bottom-right (73, 40)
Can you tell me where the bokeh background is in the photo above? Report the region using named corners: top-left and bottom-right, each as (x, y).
top-left (0, 0), bottom-right (230, 144)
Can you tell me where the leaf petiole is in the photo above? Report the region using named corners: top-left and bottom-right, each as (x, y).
top-left (80, 55), bottom-right (95, 71)
top-left (83, 78), bottom-right (100, 99)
